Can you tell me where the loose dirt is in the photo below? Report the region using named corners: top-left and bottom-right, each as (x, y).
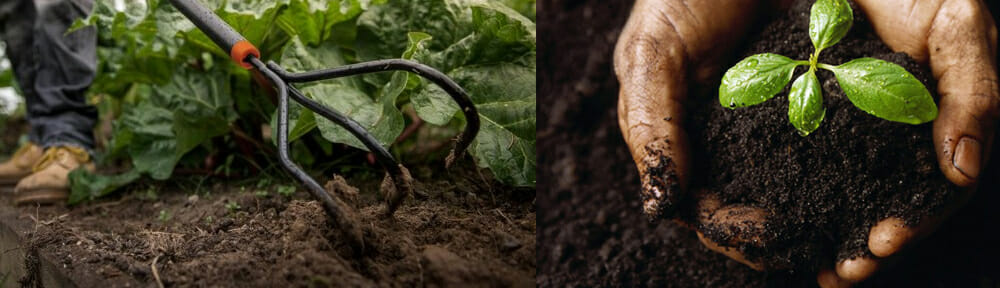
top-left (6, 159), bottom-right (535, 287)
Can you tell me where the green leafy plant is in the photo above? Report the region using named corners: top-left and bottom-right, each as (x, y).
top-left (65, 0), bottom-right (536, 203)
top-left (719, 0), bottom-right (937, 135)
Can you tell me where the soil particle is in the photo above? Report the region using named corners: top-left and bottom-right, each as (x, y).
top-left (326, 175), bottom-right (361, 208)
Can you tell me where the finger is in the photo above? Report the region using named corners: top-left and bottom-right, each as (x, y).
top-left (697, 231), bottom-right (765, 271)
top-left (927, 0), bottom-right (1000, 187)
top-left (867, 217), bottom-right (920, 258)
top-left (817, 256), bottom-right (880, 288)
top-left (614, 2), bottom-right (694, 219)
top-left (695, 194), bottom-right (768, 245)
top-left (868, 186), bottom-right (976, 257)
top-left (818, 268), bottom-right (854, 288)
top-left (693, 193), bottom-right (769, 270)
top-left (857, 0), bottom-right (1000, 186)
top-left (614, 0), bottom-right (759, 219)
top-left (835, 256), bottom-right (880, 283)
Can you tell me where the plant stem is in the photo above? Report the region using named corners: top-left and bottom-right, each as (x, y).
top-left (809, 49), bottom-right (821, 68)
top-left (817, 63), bottom-right (837, 71)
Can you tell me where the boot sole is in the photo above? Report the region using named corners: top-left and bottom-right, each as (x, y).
top-left (0, 178), bottom-right (20, 194)
top-left (0, 178), bottom-right (23, 186)
top-left (14, 188), bottom-right (68, 205)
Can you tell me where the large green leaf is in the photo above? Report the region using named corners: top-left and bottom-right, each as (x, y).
top-left (357, 0), bottom-right (537, 186)
top-left (151, 67), bottom-right (237, 156)
top-left (451, 64), bottom-right (535, 186)
top-left (809, 0), bottom-right (853, 51)
top-left (720, 53), bottom-right (800, 108)
top-left (499, 0), bottom-right (536, 20)
top-left (788, 69), bottom-right (825, 136)
top-left (278, 36), bottom-right (403, 150)
top-left (830, 58), bottom-right (937, 124)
top-left (112, 66), bottom-right (236, 181)
top-left (117, 102), bottom-right (177, 180)
top-left (68, 169), bottom-right (141, 205)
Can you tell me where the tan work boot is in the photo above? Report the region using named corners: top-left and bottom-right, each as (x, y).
top-left (13, 146), bottom-right (94, 205)
top-left (0, 143), bottom-right (44, 186)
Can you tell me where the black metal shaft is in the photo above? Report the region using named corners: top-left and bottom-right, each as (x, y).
top-left (265, 59), bottom-right (481, 165)
top-left (167, 0), bottom-right (243, 52)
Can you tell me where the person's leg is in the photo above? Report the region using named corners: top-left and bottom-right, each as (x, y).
top-left (1, 0), bottom-right (44, 144)
top-left (0, 0), bottom-right (46, 186)
top-left (27, 0), bottom-right (97, 151)
top-left (7, 0), bottom-right (97, 204)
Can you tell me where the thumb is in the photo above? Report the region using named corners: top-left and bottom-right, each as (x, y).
top-left (614, 48), bottom-right (692, 219)
top-left (614, 0), bottom-right (760, 218)
top-left (614, 13), bottom-right (692, 219)
top-left (929, 0), bottom-right (999, 187)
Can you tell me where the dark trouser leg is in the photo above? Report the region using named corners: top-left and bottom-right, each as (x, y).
top-left (1, 0), bottom-right (97, 151)
top-left (0, 0), bottom-right (39, 143)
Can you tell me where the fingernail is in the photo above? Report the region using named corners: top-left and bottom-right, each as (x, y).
top-left (953, 137), bottom-right (982, 179)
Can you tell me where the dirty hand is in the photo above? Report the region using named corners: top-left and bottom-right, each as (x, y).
top-left (614, 0), bottom-right (774, 270)
top-left (818, 0), bottom-right (998, 286)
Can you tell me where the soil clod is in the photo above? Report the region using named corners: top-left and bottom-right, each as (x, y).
top-left (640, 140), bottom-right (682, 220)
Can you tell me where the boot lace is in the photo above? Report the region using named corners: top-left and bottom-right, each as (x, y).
top-left (32, 147), bottom-right (89, 173)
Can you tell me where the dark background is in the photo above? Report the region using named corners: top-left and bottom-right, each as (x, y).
top-left (537, 0), bottom-right (1000, 286)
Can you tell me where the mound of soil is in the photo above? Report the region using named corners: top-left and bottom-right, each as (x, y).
top-left (687, 0), bottom-right (956, 269)
top-left (539, 0), bottom-right (1000, 286)
top-left (9, 160), bottom-right (535, 287)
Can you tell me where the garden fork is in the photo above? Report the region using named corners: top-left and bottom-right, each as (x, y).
top-left (168, 0), bottom-right (481, 251)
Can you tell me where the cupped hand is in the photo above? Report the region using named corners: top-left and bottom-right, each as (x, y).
top-left (615, 0), bottom-right (999, 285)
top-left (819, 0), bottom-right (998, 286)
top-left (614, 0), bottom-right (775, 271)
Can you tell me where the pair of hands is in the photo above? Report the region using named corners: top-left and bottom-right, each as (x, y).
top-left (614, 0), bottom-right (998, 286)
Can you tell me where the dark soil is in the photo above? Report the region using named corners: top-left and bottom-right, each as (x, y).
top-left (9, 159), bottom-right (535, 287)
top-left (538, 0), bottom-right (1000, 287)
top-left (688, 0), bottom-right (955, 269)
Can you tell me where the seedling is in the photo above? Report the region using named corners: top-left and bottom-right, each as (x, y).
top-left (225, 202), bottom-right (241, 214)
top-left (719, 0), bottom-right (937, 135)
top-left (157, 210), bottom-right (172, 222)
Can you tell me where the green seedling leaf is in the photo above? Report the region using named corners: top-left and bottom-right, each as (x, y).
top-left (788, 69), bottom-right (825, 135)
top-left (829, 58), bottom-right (937, 124)
top-left (810, 0), bottom-right (853, 51)
top-left (720, 53), bottom-right (799, 108)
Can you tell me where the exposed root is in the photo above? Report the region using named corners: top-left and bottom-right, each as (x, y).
top-left (151, 255), bottom-right (164, 288)
top-left (18, 241), bottom-right (40, 288)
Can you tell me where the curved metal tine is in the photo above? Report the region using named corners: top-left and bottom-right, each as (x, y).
top-left (248, 57), bottom-right (365, 251)
top-left (284, 85), bottom-right (403, 177)
top-left (265, 59), bottom-right (481, 167)
top-left (285, 82), bottom-right (412, 216)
